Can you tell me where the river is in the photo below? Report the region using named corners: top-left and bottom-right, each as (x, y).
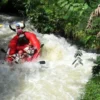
top-left (0, 14), bottom-right (97, 100)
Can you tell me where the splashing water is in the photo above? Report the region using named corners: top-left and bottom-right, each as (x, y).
top-left (0, 14), bottom-right (97, 100)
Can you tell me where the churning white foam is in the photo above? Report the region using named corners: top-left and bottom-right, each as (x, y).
top-left (0, 33), bottom-right (97, 100)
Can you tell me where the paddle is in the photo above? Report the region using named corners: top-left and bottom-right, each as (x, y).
top-left (39, 61), bottom-right (45, 64)
top-left (0, 48), bottom-right (6, 53)
top-left (0, 48), bottom-right (6, 64)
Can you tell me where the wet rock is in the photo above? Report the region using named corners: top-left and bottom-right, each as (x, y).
top-left (97, 31), bottom-right (100, 38)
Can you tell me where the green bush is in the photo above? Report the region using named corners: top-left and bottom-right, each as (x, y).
top-left (92, 56), bottom-right (100, 76)
top-left (81, 75), bottom-right (100, 100)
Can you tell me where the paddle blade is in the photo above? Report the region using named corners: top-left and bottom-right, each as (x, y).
top-left (39, 61), bottom-right (45, 64)
top-left (0, 48), bottom-right (6, 53)
top-left (41, 44), bottom-right (44, 48)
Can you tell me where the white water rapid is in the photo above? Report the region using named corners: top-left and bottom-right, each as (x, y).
top-left (0, 14), bottom-right (97, 100)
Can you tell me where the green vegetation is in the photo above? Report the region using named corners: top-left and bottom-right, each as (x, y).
top-left (0, 0), bottom-right (8, 6)
top-left (81, 56), bottom-right (100, 100)
top-left (21, 0), bottom-right (100, 51)
top-left (81, 75), bottom-right (100, 100)
top-left (92, 56), bottom-right (100, 75)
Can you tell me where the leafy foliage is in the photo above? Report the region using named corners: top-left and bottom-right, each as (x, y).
top-left (84, 0), bottom-right (100, 8)
top-left (23, 0), bottom-right (91, 34)
top-left (72, 27), bottom-right (100, 50)
top-left (0, 0), bottom-right (8, 7)
top-left (81, 75), bottom-right (100, 100)
top-left (0, 0), bottom-right (100, 50)
top-left (92, 56), bottom-right (100, 76)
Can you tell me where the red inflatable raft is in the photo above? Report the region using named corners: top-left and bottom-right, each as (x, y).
top-left (6, 31), bottom-right (41, 63)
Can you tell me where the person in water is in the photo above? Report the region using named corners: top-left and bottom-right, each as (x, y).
top-left (6, 29), bottom-right (41, 63)
top-left (9, 21), bottom-right (25, 33)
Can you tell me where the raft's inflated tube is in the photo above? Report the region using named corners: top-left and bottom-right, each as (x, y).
top-left (6, 32), bottom-right (41, 62)
top-left (24, 32), bottom-right (41, 61)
